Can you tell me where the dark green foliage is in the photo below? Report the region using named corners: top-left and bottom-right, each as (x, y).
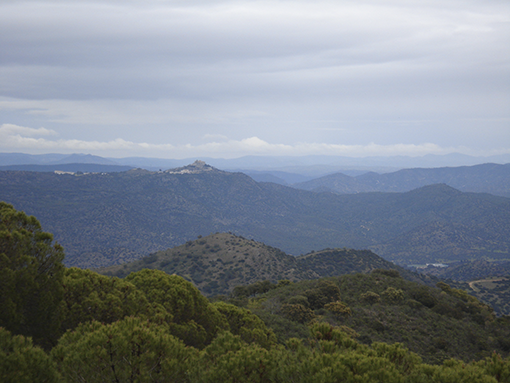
top-left (213, 302), bottom-right (277, 348)
top-left (193, 323), bottom-right (419, 383)
top-left (381, 287), bottom-right (405, 304)
top-left (0, 202), bottom-right (65, 349)
top-left (190, 331), bottom-right (275, 383)
top-left (0, 328), bottom-right (62, 383)
top-left (372, 268), bottom-right (401, 278)
top-left (324, 301), bottom-right (352, 318)
top-left (475, 353), bottom-right (510, 382)
top-left (229, 271), bottom-right (510, 364)
top-left (298, 248), bottom-right (420, 281)
top-left (232, 279), bottom-right (278, 298)
top-left (125, 269), bottom-right (227, 348)
top-left (51, 317), bottom-right (193, 383)
top-left (304, 280), bottom-right (341, 309)
top-left (280, 304), bottom-right (315, 323)
top-left (249, 309), bottom-right (311, 343)
top-left (4, 206), bottom-right (510, 381)
top-left (60, 267), bottom-right (156, 334)
top-left (287, 295), bottom-right (310, 307)
top-left (60, 267), bottom-right (241, 350)
top-left (437, 282), bottom-right (495, 320)
top-left (5, 259), bottom-right (510, 382)
top-left (361, 291), bottom-right (381, 304)
top-left (409, 286), bottom-right (437, 308)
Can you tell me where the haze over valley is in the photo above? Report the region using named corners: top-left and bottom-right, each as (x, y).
top-left (1, 158), bottom-right (509, 270)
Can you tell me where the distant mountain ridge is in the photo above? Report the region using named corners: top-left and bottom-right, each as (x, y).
top-left (0, 163), bottom-right (133, 173)
top-left (0, 164), bottom-right (509, 268)
top-left (294, 163), bottom-right (510, 197)
top-left (2, 151), bottom-right (510, 174)
top-left (0, 152), bottom-right (119, 166)
top-left (0, 153), bottom-right (132, 173)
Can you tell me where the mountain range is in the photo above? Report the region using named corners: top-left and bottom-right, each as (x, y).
top-left (1, 152), bottom-right (509, 197)
top-left (0, 161), bottom-right (509, 268)
top-left (293, 162), bottom-right (510, 198)
top-left (2, 151), bottom-right (510, 176)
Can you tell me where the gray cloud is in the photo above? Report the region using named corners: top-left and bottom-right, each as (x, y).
top-left (0, 123), bottom-right (473, 159)
top-left (0, 0), bottom-right (508, 158)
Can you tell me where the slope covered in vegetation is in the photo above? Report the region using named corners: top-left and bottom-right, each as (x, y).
top-left (224, 270), bottom-right (510, 364)
top-left (99, 232), bottom-right (434, 296)
top-left (1, 166), bottom-right (509, 268)
top-left (3, 203), bottom-right (510, 382)
top-left (415, 260), bottom-right (510, 316)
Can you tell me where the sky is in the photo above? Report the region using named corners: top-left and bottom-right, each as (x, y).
top-left (0, 0), bottom-right (509, 159)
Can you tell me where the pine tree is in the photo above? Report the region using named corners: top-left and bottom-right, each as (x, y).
top-left (0, 202), bottom-right (65, 348)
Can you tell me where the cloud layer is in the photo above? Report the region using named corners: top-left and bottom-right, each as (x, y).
top-left (0, 0), bottom-right (508, 158)
top-left (1, 123), bottom-right (494, 159)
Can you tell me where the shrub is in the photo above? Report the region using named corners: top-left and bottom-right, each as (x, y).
top-left (410, 286), bottom-right (437, 308)
top-left (324, 301), bottom-right (352, 318)
top-left (381, 287), bottom-right (405, 304)
top-left (361, 291), bottom-right (381, 304)
top-left (372, 269), bottom-right (401, 278)
top-left (280, 304), bottom-right (315, 324)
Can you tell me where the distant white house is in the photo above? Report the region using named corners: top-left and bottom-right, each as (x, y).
top-left (54, 170), bottom-right (75, 175)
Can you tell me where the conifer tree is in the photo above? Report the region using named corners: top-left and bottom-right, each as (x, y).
top-left (51, 317), bottom-right (193, 383)
top-left (0, 328), bottom-right (62, 383)
top-left (0, 202), bottom-right (65, 348)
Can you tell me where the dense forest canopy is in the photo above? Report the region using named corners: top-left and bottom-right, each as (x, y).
top-left (2, 203), bottom-right (510, 382)
top-left (0, 202), bottom-right (65, 349)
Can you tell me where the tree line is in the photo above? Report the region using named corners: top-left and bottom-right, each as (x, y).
top-left (2, 201), bottom-right (510, 382)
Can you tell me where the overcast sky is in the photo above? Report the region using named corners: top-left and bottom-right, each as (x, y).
top-left (0, 0), bottom-right (509, 159)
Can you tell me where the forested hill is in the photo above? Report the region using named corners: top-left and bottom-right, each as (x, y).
top-left (99, 232), bottom-right (433, 296)
top-left (0, 164), bottom-right (509, 268)
top-left (294, 162), bottom-right (510, 197)
top-left (229, 271), bottom-right (509, 365)
top-left (4, 201), bottom-right (510, 381)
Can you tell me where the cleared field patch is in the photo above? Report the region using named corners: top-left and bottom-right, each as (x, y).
top-left (468, 277), bottom-right (510, 316)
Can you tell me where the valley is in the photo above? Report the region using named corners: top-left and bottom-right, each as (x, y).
top-left (0, 162), bottom-right (509, 269)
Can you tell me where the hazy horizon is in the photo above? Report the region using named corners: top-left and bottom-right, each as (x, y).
top-left (1, 0), bottom-right (509, 159)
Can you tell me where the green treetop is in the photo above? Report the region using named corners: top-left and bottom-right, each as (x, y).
top-left (0, 202), bottom-right (65, 349)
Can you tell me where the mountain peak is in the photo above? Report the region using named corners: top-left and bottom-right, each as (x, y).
top-left (164, 160), bottom-right (218, 174)
top-left (410, 183), bottom-right (462, 195)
